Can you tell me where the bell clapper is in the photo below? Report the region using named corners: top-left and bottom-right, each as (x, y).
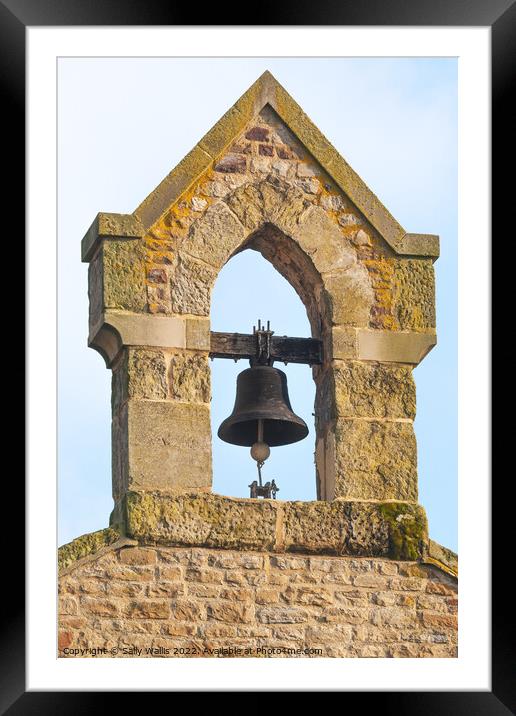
top-left (249, 418), bottom-right (278, 499)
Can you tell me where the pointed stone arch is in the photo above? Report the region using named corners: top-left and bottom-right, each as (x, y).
top-left (173, 176), bottom-right (375, 334)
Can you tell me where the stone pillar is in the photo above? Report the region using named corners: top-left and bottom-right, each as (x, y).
top-left (315, 359), bottom-right (419, 502)
top-left (111, 347), bottom-right (212, 512)
top-left (335, 361), bottom-right (417, 501)
top-left (82, 215), bottom-right (214, 519)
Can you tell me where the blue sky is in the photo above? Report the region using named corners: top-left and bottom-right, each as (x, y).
top-left (58, 57), bottom-right (457, 550)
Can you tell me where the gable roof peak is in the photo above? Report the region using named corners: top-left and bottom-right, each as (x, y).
top-left (128, 71), bottom-right (438, 259)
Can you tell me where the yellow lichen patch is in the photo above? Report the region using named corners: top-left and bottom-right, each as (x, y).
top-left (424, 556), bottom-right (458, 579)
top-left (58, 527), bottom-right (120, 572)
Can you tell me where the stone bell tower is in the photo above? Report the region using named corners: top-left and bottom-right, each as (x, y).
top-left (59, 72), bottom-right (457, 659)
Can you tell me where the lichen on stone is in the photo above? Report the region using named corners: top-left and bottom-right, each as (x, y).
top-left (427, 539), bottom-right (458, 577)
top-left (58, 527), bottom-right (119, 572)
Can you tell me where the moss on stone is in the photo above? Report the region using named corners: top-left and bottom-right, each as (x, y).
top-left (378, 502), bottom-right (428, 561)
top-left (58, 527), bottom-right (119, 572)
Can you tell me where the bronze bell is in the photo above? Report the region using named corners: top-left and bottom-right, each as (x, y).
top-left (218, 365), bottom-right (308, 448)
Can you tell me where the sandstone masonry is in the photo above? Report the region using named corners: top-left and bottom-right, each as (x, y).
top-left (58, 543), bottom-right (457, 659)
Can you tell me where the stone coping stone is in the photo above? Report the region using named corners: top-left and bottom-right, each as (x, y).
top-left (426, 539), bottom-right (458, 577)
top-left (58, 496), bottom-right (460, 577)
top-left (123, 491), bottom-right (429, 561)
top-left (81, 212), bottom-right (144, 263)
top-left (58, 527), bottom-right (120, 571)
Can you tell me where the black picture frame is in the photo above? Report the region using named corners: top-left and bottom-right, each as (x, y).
top-left (6, 0), bottom-right (504, 710)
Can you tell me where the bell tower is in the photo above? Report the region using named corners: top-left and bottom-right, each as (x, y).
top-left (81, 71), bottom-right (439, 554)
top-left (60, 71), bottom-right (457, 660)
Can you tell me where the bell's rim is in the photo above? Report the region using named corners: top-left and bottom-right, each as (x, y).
top-left (217, 413), bottom-right (309, 447)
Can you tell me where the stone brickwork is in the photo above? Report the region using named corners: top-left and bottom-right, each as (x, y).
top-left (58, 543), bottom-right (457, 658)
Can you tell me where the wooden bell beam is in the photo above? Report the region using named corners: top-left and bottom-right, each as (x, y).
top-left (209, 331), bottom-right (323, 366)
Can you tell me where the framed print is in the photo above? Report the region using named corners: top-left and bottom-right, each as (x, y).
top-left (7, 0), bottom-right (506, 709)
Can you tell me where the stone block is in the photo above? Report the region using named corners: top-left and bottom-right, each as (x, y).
top-left (224, 181), bottom-right (266, 230)
top-left (393, 259), bottom-right (436, 330)
top-left (125, 492), bottom-right (278, 552)
top-left (185, 318), bottom-right (210, 350)
top-left (122, 600), bottom-right (170, 619)
top-left (256, 607), bottom-right (310, 624)
top-left (170, 253), bottom-right (217, 316)
top-left (81, 597), bottom-right (120, 617)
top-left (323, 263), bottom-right (374, 326)
top-left (334, 419), bottom-right (418, 501)
top-left (183, 201), bottom-right (246, 269)
top-left (356, 329), bottom-right (436, 364)
top-left (88, 252), bottom-right (103, 331)
top-left (259, 144), bottom-right (274, 156)
top-left (58, 597), bottom-right (78, 616)
top-left (214, 154), bottom-right (247, 174)
top-left (427, 540), bottom-right (458, 577)
top-left (331, 327), bottom-right (357, 359)
top-left (81, 212), bottom-right (144, 262)
top-left (245, 126), bottom-right (270, 142)
top-left (111, 405), bottom-right (129, 503)
top-left (58, 528), bottom-right (120, 572)
top-left (399, 233), bottom-right (440, 258)
top-left (282, 501), bottom-right (347, 554)
top-left (125, 401), bottom-right (212, 493)
top-left (102, 240), bottom-right (147, 312)
top-left (112, 349), bottom-right (168, 413)
top-left (128, 350), bottom-right (168, 400)
top-left (206, 602), bottom-right (254, 624)
top-left (291, 205), bottom-right (356, 274)
top-left (334, 361), bottom-right (416, 419)
top-left (169, 353), bottom-right (210, 403)
top-left (119, 548), bottom-right (157, 565)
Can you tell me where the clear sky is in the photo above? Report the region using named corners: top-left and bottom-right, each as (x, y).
top-left (58, 57), bottom-right (457, 551)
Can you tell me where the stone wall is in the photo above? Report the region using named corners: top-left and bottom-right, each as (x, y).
top-left (58, 542), bottom-right (457, 658)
